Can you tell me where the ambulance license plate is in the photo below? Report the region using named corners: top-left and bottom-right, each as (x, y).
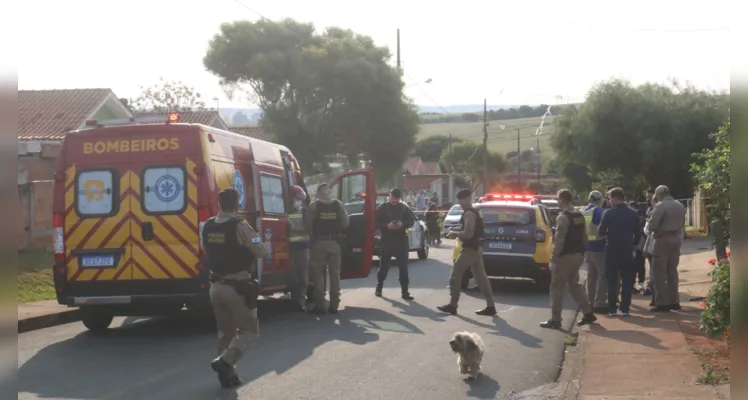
top-left (81, 255), bottom-right (115, 268)
top-left (488, 242), bottom-right (512, 250)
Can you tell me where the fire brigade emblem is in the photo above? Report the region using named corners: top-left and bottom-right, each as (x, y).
top-left (233, 169), bottom-right (246, 209)
top-left (154, 175), bottom-right (181, 203)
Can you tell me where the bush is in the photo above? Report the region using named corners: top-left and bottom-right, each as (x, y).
top-left (700, 257), bottom-right (730, 336)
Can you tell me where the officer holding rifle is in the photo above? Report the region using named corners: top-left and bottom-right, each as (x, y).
top-left (201, 188), bottom-right (266, 388)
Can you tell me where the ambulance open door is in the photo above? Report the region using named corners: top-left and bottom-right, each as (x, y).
top-left (330, 168), bottom-right (376, 279)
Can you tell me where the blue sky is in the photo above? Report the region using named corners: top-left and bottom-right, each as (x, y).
top-left (15, 0), bottom-right (732, 109)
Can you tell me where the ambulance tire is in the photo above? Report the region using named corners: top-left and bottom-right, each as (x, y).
top-left (81, 307), bottom-right (114, 332)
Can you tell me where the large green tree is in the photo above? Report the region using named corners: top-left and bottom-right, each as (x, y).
top-left (130, 77), bottom-right (207, 112)
top-left (203, 19), bottom-right (420, 181)
top-left (412, 135), bottom-right (462, 163)
top-left (439, 141), bottom-right (506, 191)
top-left (550, 79), bottom-right (729, 197)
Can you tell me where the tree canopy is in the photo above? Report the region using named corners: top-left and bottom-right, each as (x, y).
top-left (550, 79), bottom-right (729, 197)
top-left (439, 141), bottom-right (506, 191)
top-left (203, 18), bottom-right (420, 181)
top-left (130, 77), bottom-right (207, 112)
top-left (690, 119), bottom-right (730, 224)
top-left (412, 135), bottom-right (462, 163)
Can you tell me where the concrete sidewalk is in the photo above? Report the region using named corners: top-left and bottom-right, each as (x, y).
top-left (17, 300), bottom-right (80, 333)
top-left (574, 236), bottom-right (729, 399)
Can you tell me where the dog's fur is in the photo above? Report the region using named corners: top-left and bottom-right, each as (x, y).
top-left (449, 331), bottom-right (485, 379)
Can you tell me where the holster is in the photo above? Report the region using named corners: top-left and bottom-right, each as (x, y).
top-left (209, 273), bottom-right (260, 310)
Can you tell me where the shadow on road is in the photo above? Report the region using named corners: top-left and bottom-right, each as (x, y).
top-left (379, 297), bottom-right (448, 323)
top-left (18, 303), bottom-right (420, 400)
top-left (465, 373), bottom-right (501, 399)
top-left (455, 314), bottom-right (543, 349)
top-left (462, 279), bottom-right (552, 309)
top-left (587, 324), bottom-right (666, 350)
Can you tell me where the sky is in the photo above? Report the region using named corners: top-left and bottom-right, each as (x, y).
top-left (14, 0), bottom-right (733, 109)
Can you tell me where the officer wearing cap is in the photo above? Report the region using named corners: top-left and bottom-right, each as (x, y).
top-left (202, 188), bottom-right (266, 388)
top-left (437, 188), bottom-right (496, 316)
top-left (287, 185), bottom-right (310, 311)
top-left (304, 183), bottom-right (349, 314)
top-left (581, 190), bottom-right (607, 312)
top-left (541, 189), bottom-right (597, 329)
top-left (648, 185), bottom-right (686, 312)
top-left (375, 188), bottom-right (415, 300)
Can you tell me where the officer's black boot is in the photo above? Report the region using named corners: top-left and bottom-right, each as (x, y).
top-left (401, 283), bottom-right (414, 300)
top-left (375, 282), bottom-right (383, 297)
top-left (437, 304), bottom-right (457, 315)
top-left (211, 357), bottom-right (234, 388)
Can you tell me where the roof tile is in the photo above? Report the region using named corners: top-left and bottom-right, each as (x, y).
top-left (19, 89), bottom-right (113, 140)
top-left (422, 162), bottom-right (443, 175)
top-left (230, 126), bottom-right (275, 142)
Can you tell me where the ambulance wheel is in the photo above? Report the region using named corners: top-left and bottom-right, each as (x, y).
top-left (81, 307), bottom-right (114, 332)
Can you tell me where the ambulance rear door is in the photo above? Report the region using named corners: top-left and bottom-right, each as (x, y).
top-left (330, 168), bottom-right (376, 279)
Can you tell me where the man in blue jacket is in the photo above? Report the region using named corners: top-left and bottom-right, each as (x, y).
top-left (597, 187), bottom-right (642, 316)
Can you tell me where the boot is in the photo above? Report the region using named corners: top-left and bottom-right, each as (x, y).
top-left (211, 357), bottom-right (234, 388)
top-left (401, 284), bottom-right (414, 300)
top-left (375, 282), bottom-right (383, 297)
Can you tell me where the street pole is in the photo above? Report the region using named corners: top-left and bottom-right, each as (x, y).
top-left (448, 133), bottom-right (453, 173)
top-left (536, 136), bottom-right (541, 193)
top-left (483, 99), bottom-right (489, 196)
top-left (396, 29), bottom-right (401, 71)
top-left (516, 129), bottom-right (521, 189)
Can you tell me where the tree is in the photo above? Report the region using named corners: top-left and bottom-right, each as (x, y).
top-left (439, 141), bottom-right (506, 191)
top-left (690, 119), bottom-right (730, 226)
top-left (131, 77), bottom-right (207, 112)
top-left (232, 111), bottom-right (251, 125)
top-left (412, 135), bottom-right (462, 162)
top-left (203, 19), bottom-right (420, 182)
top-left (550, 79), bottom-right (729, 197)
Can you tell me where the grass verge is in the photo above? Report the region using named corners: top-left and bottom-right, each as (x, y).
top-left (17, 250), bottom-right (56, 303)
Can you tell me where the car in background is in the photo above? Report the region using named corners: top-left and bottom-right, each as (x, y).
top-left (452, 200), bottom-right (554, 291)
top-left (441, 204), bottom-right (463, 237)
top-left (344, 196), bottom-right (430, 260)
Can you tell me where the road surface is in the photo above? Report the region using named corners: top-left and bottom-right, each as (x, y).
top-left (18, 241), bottom-right (579, 400)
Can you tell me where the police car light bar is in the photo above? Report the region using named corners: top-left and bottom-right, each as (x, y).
top-left (482, 193), bottom-right (534, 201)
top-left (85, 113), bottom-right (181, 128)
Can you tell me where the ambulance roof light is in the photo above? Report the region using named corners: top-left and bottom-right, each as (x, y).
top-left (83, 113), bottom-right (182, 128)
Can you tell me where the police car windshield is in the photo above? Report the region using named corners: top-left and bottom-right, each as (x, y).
top-left (447, 205), bottom-right (463, 216)
top-left (344, 197), bottom-right (386, 214)
top-left (479, 206), bottom-right (534, 225)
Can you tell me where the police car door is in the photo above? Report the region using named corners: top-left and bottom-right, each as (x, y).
top-left (329, 168), bottom-right (376, 279)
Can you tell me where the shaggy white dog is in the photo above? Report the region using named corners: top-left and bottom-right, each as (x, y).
top-left (449, 331), bottom-right (485, 379)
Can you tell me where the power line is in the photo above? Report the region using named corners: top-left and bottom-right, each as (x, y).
top-left (405, 73), bottom-right (452, 114)
top-left (232, 0), bottom-right (269, 20)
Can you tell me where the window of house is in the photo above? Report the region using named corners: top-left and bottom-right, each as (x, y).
top-left (142, 166), bottom-right (186, 214)
top-left (76, 170), bottom-right (116, 217)
top-left (260, 174), bottom-right (285, 214)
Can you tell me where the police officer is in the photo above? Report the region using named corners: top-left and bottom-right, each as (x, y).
top-left (581, 190), bottom-right (607, 312)
top-left (202, 188), bottom-right (266, 388)
top-left (540, 189), bottom-right (597, 329)
top-left (288, 185), bottom-right (310, 311)
top-left (648, 185), bottom-right (686, 312)
top-left (437, 189), bottom-right (496, 316)
top-left (304, 183), bottom-right (349, 314)
top-left (375, 189), bottom-right (415, 300)
top-left (597, 187), bottom-right (641, 316)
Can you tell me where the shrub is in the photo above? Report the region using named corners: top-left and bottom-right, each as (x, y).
top-left (700, 257), bottom-right (730, 336)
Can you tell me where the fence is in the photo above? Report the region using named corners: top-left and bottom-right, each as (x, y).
top-left (18, 181), bottom-right (55, 251)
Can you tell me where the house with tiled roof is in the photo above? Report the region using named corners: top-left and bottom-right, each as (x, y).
top-left (133, 110), bottom-right (228, 130)
top-left (422, 161), bottom-right (443, 175)
top-left (18, 88), bottom-right (133, 184)
top-left (229, 126), bottom-right (275, 142)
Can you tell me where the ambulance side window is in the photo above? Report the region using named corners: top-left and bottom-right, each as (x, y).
top-left (76, 169), bottom-right (117, 217)
top-left (260, 174), bottom-right (285, 215)
top-left (142, 166), bottom-right (187, 214)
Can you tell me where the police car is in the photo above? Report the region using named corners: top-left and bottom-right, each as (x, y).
top-left (453, 195), bottom-right (555, 291)
top-left (344, 196), bottom-right (430, 260)
top-left (441, 204), bottom-right (463, 237)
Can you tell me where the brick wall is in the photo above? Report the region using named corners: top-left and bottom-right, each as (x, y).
top-left (18, 181), bottom-right (55, 251)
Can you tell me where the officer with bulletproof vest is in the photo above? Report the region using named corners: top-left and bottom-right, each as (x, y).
top-left (375, 188), bottom-right (415, 300)
top-left (437, 189), bottom-right (496, 316)
top-left (540, 189), bottom-right (597, 329)
top-left (287, 185), bottom-right (310, 311)
top-left (304, 183), bottom-right (349, 314)
top-left (202, 188), bottom-right (266, 388)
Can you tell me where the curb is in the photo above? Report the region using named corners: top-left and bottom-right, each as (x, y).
top-left (18, 309), bottom-right (81, 334)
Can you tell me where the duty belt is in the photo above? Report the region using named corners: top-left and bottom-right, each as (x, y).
top-left (209, 272), bottom-right (247, 284)
top-left (313, 235), bottom-right (342, 240)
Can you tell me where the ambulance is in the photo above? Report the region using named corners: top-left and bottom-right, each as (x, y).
top-left (51, 113), bottom-right (377, 331)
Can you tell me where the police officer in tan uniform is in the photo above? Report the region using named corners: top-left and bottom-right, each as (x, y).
top-left (202, 188), bottom-right (266, 388)
top-left (304, 183), bottom-right (349, 314)
top-left (437, 189), bottom-right (497, 316)
top-left (648, 185), bottom-right (686, 311)
top-left (540, 189), bottom-right (597, 329)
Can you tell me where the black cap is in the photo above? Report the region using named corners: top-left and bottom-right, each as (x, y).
top-left (456, 189), bottom-right (472, 200)
top-left (390, 188), bottom-right (402, 198)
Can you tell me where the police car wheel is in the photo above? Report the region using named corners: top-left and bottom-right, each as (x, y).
top-left (81, 307), bottom-right (114, 332)
top-left (417, 233), bottom-right (429, 260)
top-left (535, 277), bottom-right (551, 293)
top-left (461, 270), bottom-right (473, 290)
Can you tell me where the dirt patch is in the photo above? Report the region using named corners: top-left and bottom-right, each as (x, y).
top-left (676, 309), bottom-right (730, 384)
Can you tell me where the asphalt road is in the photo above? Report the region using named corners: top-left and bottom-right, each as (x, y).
top-left (18, 241), bottom-right (579, 400)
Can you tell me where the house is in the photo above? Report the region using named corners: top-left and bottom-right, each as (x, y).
top-left (133, 110), bottom-right (228, 130)
top-left (18, 88), bottom-right (134, 184)
top-left (230, 126), bottom-right (275, 142)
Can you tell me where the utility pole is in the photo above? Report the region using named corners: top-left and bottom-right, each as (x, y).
top-left (516, 129), bottom-right (521, 189)
top-left (483, 99), bottom-right (489, 196)
top-left (448, 133), bottom-right (453, 173)
top-left (396, 29), bottom-right (401, 71)
top-left (536, 136), bottom-right (541, 193)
